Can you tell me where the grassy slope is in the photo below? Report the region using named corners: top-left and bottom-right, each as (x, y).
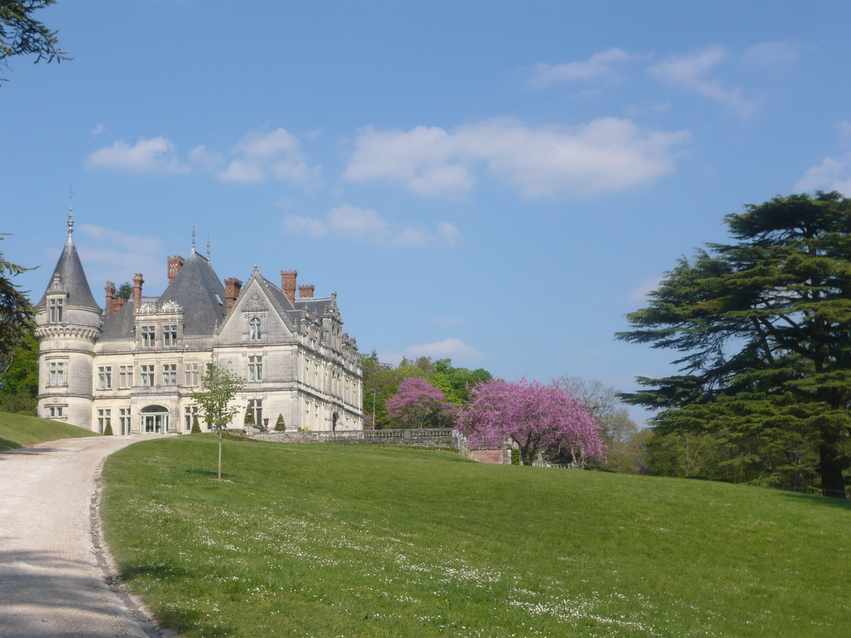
top-left (0, 411), bottom-right (97, 451)
top-left (102, 436), bottom-right (851, 638)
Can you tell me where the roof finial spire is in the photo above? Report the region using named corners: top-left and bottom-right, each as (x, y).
top-left (191, 217), bottom-right (196, 254)
top-left (206, 225), bottom-right (211, 261)
top-left (67, 187), bottom-right (74, 244)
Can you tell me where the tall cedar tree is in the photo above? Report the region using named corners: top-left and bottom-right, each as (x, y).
top-left (617, 192), bottom-right (851, 498)
top-left (1, 0), bottom-right (69, 83)
top-left (0, 236), bottom-right (35, 380)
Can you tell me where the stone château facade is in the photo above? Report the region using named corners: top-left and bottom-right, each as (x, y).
top-left (35, 214), bottom-right (363, 434)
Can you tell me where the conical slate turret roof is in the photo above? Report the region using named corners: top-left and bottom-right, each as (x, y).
top-left (37, 217), bottom-right (100, 312)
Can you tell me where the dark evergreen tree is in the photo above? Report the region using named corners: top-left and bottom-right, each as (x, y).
top-left (618, 192), bottom-right (851, 498)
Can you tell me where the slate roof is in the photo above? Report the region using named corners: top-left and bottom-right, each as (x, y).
top-left (100, 251), bottom-right (227, 339)
top-left (100, 298), bottom-right (136, 340)
top-left (37, 237), bottom-right (101, 312)
top-left (296, 297), bottom-right (334, 316)
top-left (158, 251), bottom-right (228, 336)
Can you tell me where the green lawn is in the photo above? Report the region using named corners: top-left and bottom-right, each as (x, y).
top-left (101, 436), bottom-right (851, 638)
top-left (0, 411), bottom-right (98, 451)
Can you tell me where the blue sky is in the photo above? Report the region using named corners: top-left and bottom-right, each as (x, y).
top-left (4, 1), bottom-right (851, 424)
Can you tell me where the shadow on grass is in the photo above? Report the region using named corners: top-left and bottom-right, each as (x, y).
top-left (0, 437), bottom-right (22, 453)
top-left (119, 563), bottom-right (233, 636)
top-left (775, 490), bottom-right (851, 511)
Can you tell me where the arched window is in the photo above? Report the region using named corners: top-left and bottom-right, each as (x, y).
top-left (249, 317), bottom-right (262, 340)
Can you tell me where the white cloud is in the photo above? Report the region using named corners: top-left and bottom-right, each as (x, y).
top-left (648, 46), bottom-right (759, 118)
top-left (76, 225), bottom-right (165, 287)
top-left (794, 155), bottom-right (851, 195)
top-left (628, 276), bottom-right (662, 302)
top-left (741, 42), bottom-right (799, 68)
top-left (217, 127), bottom-right (321, 187)
top-left (283, 204), bottom-right (459, 247)
top-left (90, 122), bottom-right (108, 137)
top-left (794, 122), bottom-right (851, 195)
top-left (529, 48), bottom-right (635, 87)
top-left (404, 338), bottom-right (483, 361)
top-left (86, 137), bottom-right (190, 174)
top-left (188, 144), bottom-right (224, 171)
top-left (344, 118), bottom-right (689, 198)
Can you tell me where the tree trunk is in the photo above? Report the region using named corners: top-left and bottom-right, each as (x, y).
top-left (218, 430), bottom-right (223, 481)
top-left (819, 429), bottom-right (846, 498)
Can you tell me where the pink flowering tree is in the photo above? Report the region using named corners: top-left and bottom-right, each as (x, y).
top-left (385, 377), bottom-right (456, 429)
top-left (456, 378), bottom-right (606, 467)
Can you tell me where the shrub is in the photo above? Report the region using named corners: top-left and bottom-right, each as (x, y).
top-left (275, 414), bottom-right (286, 431)
top-left (191, 414), bottom-right (202, 434)
top-left (511, 449), bottom-right (520, 465)
top-left (244, 405), bottom-right (255, 426)
top-left (104, 420), bottom-right (114, 436)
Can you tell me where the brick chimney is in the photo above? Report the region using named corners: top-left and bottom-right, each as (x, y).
top-left (281, 270), bottom-right (297, 305)
top-left (224, 278), bottom-right (242, 313)
top-left (114, 297), bottom-right (127, 313)
top-left (105, 281), bottom-right (116, 320)
top-left (133, 273), bottom-right (144, 310)
top-left (167, 255), bottom-right (185, 283)
top-left (298, 284), bottom-right (315, 299)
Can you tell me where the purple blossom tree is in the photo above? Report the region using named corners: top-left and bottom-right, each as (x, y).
top-left (456, 378), bottom-right (606, 467)
top-left (385, 377), bottom-right (456, 429)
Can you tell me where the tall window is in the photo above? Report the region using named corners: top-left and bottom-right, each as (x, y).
top-left (141, 325), bottom-right (156, 348)
top-left (249, 317), bottom-right (262, 340)
top-left (119, 408), bottom-right (130, 435)
top-left (48, 298), bottom-right (64, 323)
top-left (184, 363), bottom-right (199, 387)
top-left (184, 405), bottom-right (198, 431)
top-left (163, 364), bottom-right (177, 385)
top-left (163, 324), bottom-right (178, 346)
top-left (119, 365), bottom-right (133, 388)
top-left (141, 365), bottom-right (155, 387)
top-left (248, 399), bottom-right (263, 428)
top-left (97, 409), bottom-right (111, 434)
top-left (97, 366), bottom-right (112, 390)
top-left (248, 355), bottom-right (263, 382)
top-left (49, 361), bottom-right (66, 386)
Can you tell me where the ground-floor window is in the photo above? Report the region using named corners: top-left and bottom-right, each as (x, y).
top-left (184, 405), bottom-right (198, 431)
top-left (97, 408), bottom-right (111, 434)
top-left (140, 405), bottom-right (168, 433)
top-left (248, 398), bottom-right (263, 429)
top-left (119, 408), bottom-right (130, 435)
top-left (47, 405), bottom-right (64, 418)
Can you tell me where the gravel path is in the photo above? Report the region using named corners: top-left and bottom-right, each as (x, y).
top-left (0, 436), bottom-right (166, 638)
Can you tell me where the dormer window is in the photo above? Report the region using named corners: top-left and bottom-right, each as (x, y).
top-left (142, 325), bottom-right (156, 348)
top-left (48, 297), bottom-right (64, 323)
top-left (163, 324), bottom-right (178, 346)
top-left (249, 317), bottom-right (262, 340)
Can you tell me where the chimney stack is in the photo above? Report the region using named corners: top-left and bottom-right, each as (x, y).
top-left (133, 273), bottom-right (144, 310)
top-left (298, 284), bottom-right (315, 299)
top-left (224, 278), bottom-right (242, 313)
top-left (105, 281), bottom-right (116, 320)
top-left (167, 255), bottom-right (186, 283)
top-left (114, 297), bottom-right (127, 313)
top-left (281, 270), bottom-right (297, 305)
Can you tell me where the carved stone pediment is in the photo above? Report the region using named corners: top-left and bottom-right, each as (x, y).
top-left (243, 293), bottom-right (268, 313)
top-left (161, 300), bottom-right (182, 314)
top-left (138, 302), bottom-right (157, 314)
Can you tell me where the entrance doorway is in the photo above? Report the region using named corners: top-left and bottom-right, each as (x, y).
top-left (140, 405), bottom-right (169, 433)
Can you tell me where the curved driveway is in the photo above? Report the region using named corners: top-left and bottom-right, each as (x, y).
top-left (0, 436), bottom-right (163, 638)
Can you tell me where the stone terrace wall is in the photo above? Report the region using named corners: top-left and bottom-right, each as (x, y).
top-left (251, 428), bottom-right (460, 449)
top-left (249, 428), bottom-right (513, 464)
